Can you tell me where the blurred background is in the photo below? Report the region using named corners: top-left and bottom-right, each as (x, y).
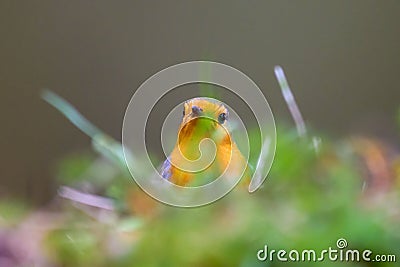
top-left (0, 2), bottom-right (400, 266)
top-left (1, 1), bottom-right (399, 204)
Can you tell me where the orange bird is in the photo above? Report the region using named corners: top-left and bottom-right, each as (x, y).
top-left (161, 97), bottom-right (252, 186)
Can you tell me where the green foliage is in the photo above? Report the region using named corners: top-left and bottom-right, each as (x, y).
top-left (56, 153), bottom-right (94, 184)
top-left (46, 228), bottom-right (100, 266)
top-left (45, 122), bottom-right (400, 267)
top-left (0, 200), bottom-right (29, 225)
top-left (2, 91), bottom-right (396, 266)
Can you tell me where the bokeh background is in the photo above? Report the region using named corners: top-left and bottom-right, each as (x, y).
top-left (1, 1), bottom-right (399, 204)
top-left (1, 2), bottom-right (400, 267)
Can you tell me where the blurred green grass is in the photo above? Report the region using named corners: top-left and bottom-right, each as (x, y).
top-left (0, 92), bottom-right (399, 267)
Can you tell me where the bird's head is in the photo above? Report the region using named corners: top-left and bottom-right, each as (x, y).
top-left (178, 97), bottom-right (231, 146)
top-left (167, 97), bottom-right (250, 185)
top-left (170, 97), bottom-right (233, 176)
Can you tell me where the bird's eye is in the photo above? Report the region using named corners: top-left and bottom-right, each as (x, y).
top-left (191, 106), bottom-right (203, 115)
top-left (218, 113), bottom-right (227, 124)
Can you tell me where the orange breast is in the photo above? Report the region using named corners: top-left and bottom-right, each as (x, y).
top-left (165, 141), bottom-right (251, 186)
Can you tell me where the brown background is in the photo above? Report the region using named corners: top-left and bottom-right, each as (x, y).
top-left (0, 1), bottom-right (399, 204)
